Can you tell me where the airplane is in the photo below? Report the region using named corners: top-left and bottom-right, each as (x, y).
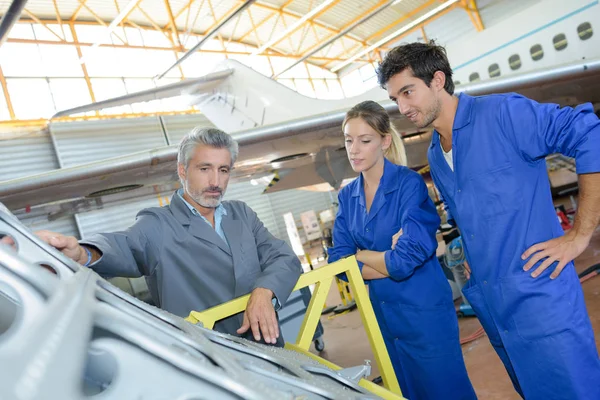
top-left (1, 0), bottom-right (599, 221)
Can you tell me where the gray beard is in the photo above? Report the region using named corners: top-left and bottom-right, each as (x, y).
top-left (194, 193), bottom-right (222, 208)
top-left (186, 186), bottom-right (223, 209)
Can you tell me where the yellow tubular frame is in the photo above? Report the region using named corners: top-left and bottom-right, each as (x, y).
top-left (186, 256), bottom-right (404, 399)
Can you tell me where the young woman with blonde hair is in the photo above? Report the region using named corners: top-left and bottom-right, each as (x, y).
top-left (328, 100), bottom-right (475, 399)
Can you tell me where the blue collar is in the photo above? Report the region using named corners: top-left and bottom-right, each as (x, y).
top-left (351, 158), bottom-right (400, 203)
top-left (431, 93), bottom-right (473, 149)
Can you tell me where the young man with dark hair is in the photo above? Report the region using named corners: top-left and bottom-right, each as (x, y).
top-left (377, 41), bottom-right (600, 399)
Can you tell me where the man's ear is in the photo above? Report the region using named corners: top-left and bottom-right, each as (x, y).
top-left (177, 163), bottom-right (186, 182)
top-left (432, 71), bottom-right (446, 92)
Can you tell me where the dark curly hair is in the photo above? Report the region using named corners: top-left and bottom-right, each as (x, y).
top-left (376, 40), bottom-right (454, 95)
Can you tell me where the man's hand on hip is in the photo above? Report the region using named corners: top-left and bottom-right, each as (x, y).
top-left (521, 230), bottom-right (590, 279)
top-left (237, 287), bottom-right (279, 344)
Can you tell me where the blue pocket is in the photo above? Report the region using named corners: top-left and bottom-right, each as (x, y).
top-left (461, 282), bottom-right (502, 345)
top-left (499, 271), bottom-right (574, 341)
top-left (380, 301), bottom-right (460, 358)
top-left (469, 163), bottom-right (522, 219)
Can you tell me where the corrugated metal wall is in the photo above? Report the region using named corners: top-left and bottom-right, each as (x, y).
top-left (50, 117), bottom-right (167, 168)
top-left (268, 189), bottom-right (336, 244)
top-left (18, 214), bottom-right (79, 238)
top-left (2, 114), bottom-right (338, 244)
top-left (223, 182), bottom-right (338, 246)
top-left (0, 129), bottom-right (59, 180)
top-left (77, 195), bottom-right (166, 239)
top-left (0, 128), bottom-right (79, 237)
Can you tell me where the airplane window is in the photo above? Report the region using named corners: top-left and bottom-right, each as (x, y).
top-left (578, 22), bottom-right (593, 40)
top-left (488, 63), bottom-right (501, 78)
top-left (553, 33), bottom-right (568, 51)
top-left (509, 54), bottom-right (521, 70)
top-left (469, 72), bottom-right (480, 82)
top-left (530, 44), bottom-right (544, 61)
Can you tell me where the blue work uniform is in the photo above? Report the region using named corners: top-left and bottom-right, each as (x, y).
top-left (428, 92), bottom-right (600, 399)
top-left (328, 159), bottom-right (476, 400)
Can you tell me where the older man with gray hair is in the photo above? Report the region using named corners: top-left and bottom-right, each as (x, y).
top-left (32, 127), bottom-right (302, 346)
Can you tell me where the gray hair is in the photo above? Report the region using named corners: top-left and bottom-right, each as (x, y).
top-left (177, 127), bottom-right (239, 168)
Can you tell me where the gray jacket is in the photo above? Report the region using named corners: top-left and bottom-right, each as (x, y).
top-left (83, 192), bottom-right (302, 340)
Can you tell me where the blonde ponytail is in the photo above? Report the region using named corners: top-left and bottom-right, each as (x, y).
top-left (385, 126), bottom-right (408, 166)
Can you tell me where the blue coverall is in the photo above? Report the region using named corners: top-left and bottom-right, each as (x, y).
top-left (428, 92), bottom-right (600, 399)
top-left (329, 159), bottom-right (476, 400)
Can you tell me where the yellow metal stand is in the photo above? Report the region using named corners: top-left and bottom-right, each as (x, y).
top-left (336, 277), bottom-right (355, 305)
top-left (186, 257), bottom-right (404, 399)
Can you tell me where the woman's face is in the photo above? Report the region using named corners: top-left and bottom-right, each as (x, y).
top-left (344, 117), bottom-right (390, 173)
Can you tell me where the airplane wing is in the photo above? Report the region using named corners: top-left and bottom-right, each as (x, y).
top-left (1, 58), bottom-right (599, 217)
top-left (51, 70), bottom-right (233, 118)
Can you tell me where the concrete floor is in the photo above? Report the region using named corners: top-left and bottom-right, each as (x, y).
top-left (308, 228), bottom-right (600, 399)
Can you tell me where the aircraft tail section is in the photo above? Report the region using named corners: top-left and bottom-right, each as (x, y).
top-left (196, 59), bottom-right (388, 133)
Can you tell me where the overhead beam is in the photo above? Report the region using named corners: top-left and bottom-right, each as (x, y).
top-left (164, 0), bottom-right (184, 48)
top-left (79, 0), bottom-right (142, 63)
top-left (51, 0), bottom-right (66, 40)
top-left (331, 0), bottom-right (460, 72)
top-left (252, 1), bottom-right (365, 47)
top-left (364, 0), bottom-right (437, 43)
top-left (185, 0), bottom-right (206, 41)
top-left (237, 11), bottom-right (276, 43)
top-left (69, 23), bottom-right (97, 104)
top-left (246, 7), bottom-right (263, 47)
top-left (273, 0), bottom-right (396, 78)
top-left (78, 1), bottom-right (127, 44)
top-left (336, 1), bottom-right (460, 77)
top-left (0, 65), bottom-right (16, 119)
top-left (294, 22), bottom-right (311, 54)
top-left (237, 0), bottom-right (294, 43)
top-left (252, 0), bottom-right (342, 55)
top-left (164, 0), bottom-right (197, 30)
top-left (224, 5), bottom-right (245, 48)
top-left (136, 4), bottom-right (173, 42)
top-left (461, 0), bottom-right (484, 31)
top-left (156, 0), bottom-right (256, 79)
top-left (277, 11), bottom-right (300, 53)
top-left (15, 17), bottom-right (299, 58)
top-left (321, 0), bottom-right (436, 69)
top-left (69, 0), bottom-right (86, 22)
top-left (6, 37), bottom-right (350, 62)
top-left (22, 9), bottom-right (65, 42)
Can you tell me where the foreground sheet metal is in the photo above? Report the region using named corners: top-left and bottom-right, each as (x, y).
top-left (0, 210), bottom-right (382, 400)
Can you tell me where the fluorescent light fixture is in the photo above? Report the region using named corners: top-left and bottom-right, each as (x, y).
top-left (331, 0), bottom-right (459, 72)
top-left (251, 0), bottom-right (338, 56)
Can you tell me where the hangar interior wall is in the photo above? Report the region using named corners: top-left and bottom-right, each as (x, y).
top-left (0, 114), bottom-right (338, 246)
